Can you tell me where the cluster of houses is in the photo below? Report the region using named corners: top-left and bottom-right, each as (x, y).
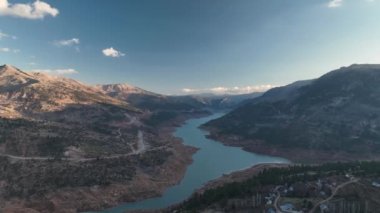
top-left (217, 174), bottom-right (380, 213)
top-left (263, 176), bottom-right (350, 213)
top-left (371, 179), bottom-right (380, 188)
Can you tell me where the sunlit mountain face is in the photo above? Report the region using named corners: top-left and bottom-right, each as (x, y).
top-left (1, 0), bottom-right (380, 212)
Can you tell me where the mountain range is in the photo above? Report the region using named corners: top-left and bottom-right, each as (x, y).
top-left (3, 63), bottom-right (380, 211)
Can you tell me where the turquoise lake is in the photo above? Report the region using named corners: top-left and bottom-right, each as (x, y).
top-left (98, 112), bottom-right (290, 212)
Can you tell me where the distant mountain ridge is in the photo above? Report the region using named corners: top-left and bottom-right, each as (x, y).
top-left (250, 79), bottom-right (314, 104)
top-left (97, 83), bottom-right (262, 112)
top-left (204, 64), bottom-right (380, 161)
top-left (97, 83), bottom-right (159, 96)
top-left (97, 83), bottom-right (209, 113)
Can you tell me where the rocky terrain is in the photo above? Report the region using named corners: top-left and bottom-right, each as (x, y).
top-left (0, 64), bottom-right (143, 158)
top-left (98, 83), bottom-right (208, 112)
top-left (0, 65), bottom-right (133, 119)
top-left (204, 64), bottom-right (380, 162)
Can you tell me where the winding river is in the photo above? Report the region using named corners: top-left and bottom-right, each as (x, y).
top-left (99, 112), bottom-right (290, 212)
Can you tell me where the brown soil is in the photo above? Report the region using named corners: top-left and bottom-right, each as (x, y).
top-left (1, 140), bottom-right (196, 213)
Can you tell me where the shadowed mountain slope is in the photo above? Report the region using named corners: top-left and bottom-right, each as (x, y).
top-left (204, 64), bottom-right (380, 157)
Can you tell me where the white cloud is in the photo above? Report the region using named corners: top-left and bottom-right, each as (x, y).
top-left (182, 85), bottom-right (276, 95)
top-left (102, 47), bottom-right (125, 58)
top-left (31, 68), bottom-right (79, 75)
top-left (328, 0), bottom-right (343, 8)
top-left (182, 88), bottom-right (198, 93)
top-left (53, 38), bottom-right (80, 47)
top-left (0, 31), bottom-right (16, 40)
top-left (327, 0), bottom-right (377, 8)
top-left (0, 0), bottom-right (59, 19)
top-left (0, 47), bottom-right (10, 52)
top-left (0, 47), bottom-right (19, 53)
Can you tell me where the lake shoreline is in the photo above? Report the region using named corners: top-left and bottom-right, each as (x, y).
top-left (128, 163), bottom-right (291, 213)
top-left (104, 112), bottom-right (288, 212)
top-left (203, 129), bottom-right (380, 164)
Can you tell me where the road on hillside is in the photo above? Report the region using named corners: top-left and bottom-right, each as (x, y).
top-left (0, 130), bottom-right (154, 162)
top-left (309, 178), bottom-right (360, 213)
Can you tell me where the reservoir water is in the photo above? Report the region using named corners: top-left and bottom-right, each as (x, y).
top-left (99, 112), bottom-right (290, 212)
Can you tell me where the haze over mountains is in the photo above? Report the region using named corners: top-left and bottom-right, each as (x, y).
top-left (97, 82), bottom-right (263, 113)
top-left (205, 64), bottom-right (380, 162)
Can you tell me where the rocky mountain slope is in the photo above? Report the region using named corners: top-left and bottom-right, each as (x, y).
top-left (0, 64), bottom-right (142, 157)
top-left (97, 83), bottom-right (155, 96)
top-left (0, 65), bottom-right (197, 212)
top-left (199, 92), bottom-right (264, 109)
top-left (0, 65), bottom-right (133, 119)
top-left (97, 83), bottom-right (213, 112)
top-left (204, 64), bottom-right (380, 161)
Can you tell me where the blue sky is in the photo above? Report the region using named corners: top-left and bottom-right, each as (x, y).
top-left (1, 0), bottom-right (380, 94)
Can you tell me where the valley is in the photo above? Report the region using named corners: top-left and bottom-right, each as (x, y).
top-left (2, 64), bottom-right (380, 213)
top-left (2, 1), bottom-right (380, 212)
top-left (96, 113), bottom-right (288, 212)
